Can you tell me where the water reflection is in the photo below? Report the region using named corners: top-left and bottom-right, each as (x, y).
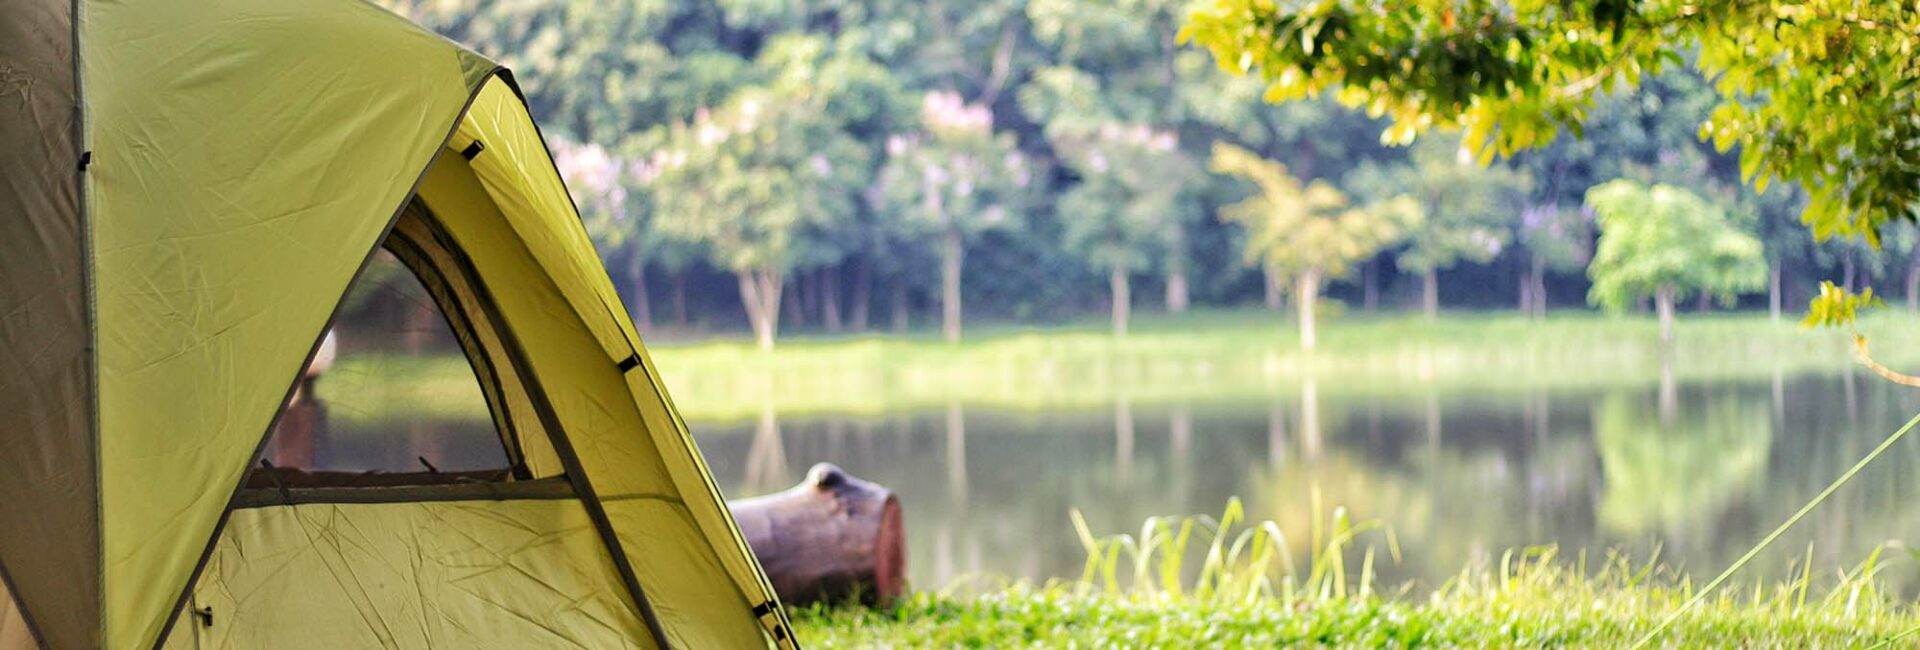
top-left (696, 370), bottom-right (1920, 594)
top-left (946, 403), bottom-right (968, 508)
top-left (744, 403), bottom-right (790, 488)
top-left (1593, 391), bottom-right (1772, 539)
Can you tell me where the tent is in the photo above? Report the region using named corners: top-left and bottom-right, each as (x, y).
top-left (0, 0), bottom-right (796, 648)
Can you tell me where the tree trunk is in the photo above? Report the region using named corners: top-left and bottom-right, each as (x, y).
top-left (626, 252), bottom-right (652, 333)
top-left (1109, 260), bottom-right (1131, 338)
top-left (1769, 263), bottom-right (1783, 322)
top-left (783, 277), bottom-right (805, 330)
top-left (1531, 254), bottom-right (1548, 319)
top-left (1906, 252), bottom-right (1920, 313)
top-left (737, 269), bottom-right (784, 351)
top-left (1297, 267), bottom-right (1321, 351)
top-left (730, 463), bottom-right (907, 607)
top-left (1655, 283), bottom-right (1676, 344)
top-left (1165, 266), bottom-right (1190, 314)
top-left (821, 266), bottom-right (843, 333)
top-left (1263, 263), bottom-right (1282, 311)
top-left (850, 255), bottom-right (872, 331)
top-left (672, 271), bottom-right (689, 327)
top-left (1518, 264), bottom-right (1533, 315)
top-left (941, 229), bottom-right (964, 343)
top-left (1421, 267), bottom-right (1439, 320)
top-left (1164, 224), bottom-right (1189, 314)
top-left (1696, 290), bottom-right (1711, 313)
top-left (1843, 248), bottom-right (1857, 293)
top-left (890, 280), bottom-right (909, 333)
top-left (803, 269), bottom-right (823, 326)
top-left (1362, 258), bottom-right (1378, 312)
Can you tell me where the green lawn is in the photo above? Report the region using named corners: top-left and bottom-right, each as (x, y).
top-left (792, 585), bottom-right (1920, 648)
top-left (649, 310), bottom-right (1920, 423)
top-left (320, 310), bottom-right (1920, 426)
top-left (789, 500), bottom-right (1920, 648)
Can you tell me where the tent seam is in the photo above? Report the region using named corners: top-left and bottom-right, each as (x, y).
top-left (77, 0), bottom-right (102, 645)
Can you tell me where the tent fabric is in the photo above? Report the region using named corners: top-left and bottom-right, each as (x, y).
top-left (0, 0), bottom-right (97, 648)
top-left (160, 500), bottom-right (650, 650)
top-left (87, 0), bottom-right (487, 645)
top-left (3, 582), bottom-right (36, 650)
top-left (415, 144), bottom-right (767, 649)
top-left (0, 0), bottom-right (795, 647)
top-left (450, 75), bottom-right (795, 641)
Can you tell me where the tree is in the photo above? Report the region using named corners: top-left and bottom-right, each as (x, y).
top-left (1211, 142), bottom-right (1416, 351)
top-left (1884, 221), bottom-right (1920, 313)
top-left (1053, 122), bottom-right (1201, 337)
top-left (1515, 203), bottom-right (1593, 318)
top-left (1585, 180), bottom-right (1767, 342)
top-left (874, 91), bottom-right (1034, 342)
top-left (1346, 136), bottom-right (1530, 318)
top-left (644, 86), bottom-right (869, 350)
top-left (1025, 0), bottom-right (1234, 315)
top-left (1180, 0), bottom-right (1920, 269)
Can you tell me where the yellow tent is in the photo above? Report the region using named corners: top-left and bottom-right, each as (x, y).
top-left (0, 0), bottom-right (794, 647)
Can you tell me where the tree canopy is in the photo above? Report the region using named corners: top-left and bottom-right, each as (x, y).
top-left (1585, 179), bottom-right (1767, 339)
top-left (1347, 136), bottom-right (1530, 317)
top-left (373, 0), bottom-right (1920, 343)
top-left (1211, 142), bottom-right (1417, 348)
top-left (1180, 0), bottom-right (1920, 247)
top-left (645, 82), bottom-right (869, 349)
top-left (874, 91), bottom-right (1035, 341)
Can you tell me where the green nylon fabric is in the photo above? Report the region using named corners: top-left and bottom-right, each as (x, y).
top-left (67, 0), bottom-right (787, 646)
top-left (0, 0), bottom-right (95, 647)
top-left (160, 500), bottom-right (650, 649)
top-left (86, 1), bottom-right (481, 645)
top-left (416, 138), bottom-right (767, 648)
top-left (450, 78), bottom-right (794, 649)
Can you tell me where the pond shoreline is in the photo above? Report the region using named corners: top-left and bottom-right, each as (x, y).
top-left (650, 311), bottom-right (1920, 424)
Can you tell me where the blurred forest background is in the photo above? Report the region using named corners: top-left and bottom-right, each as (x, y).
top-left (378, 0), bottom-right (1915, 348)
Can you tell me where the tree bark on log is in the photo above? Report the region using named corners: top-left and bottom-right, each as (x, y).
top-left (730, 463), bottom-right (907, 607)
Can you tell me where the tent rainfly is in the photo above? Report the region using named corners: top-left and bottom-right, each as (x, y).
top-left (0, 0), bottom-right (797, 648)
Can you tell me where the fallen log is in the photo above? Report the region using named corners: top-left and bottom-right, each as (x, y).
top-left (729, 463), bottom-right (906, 607)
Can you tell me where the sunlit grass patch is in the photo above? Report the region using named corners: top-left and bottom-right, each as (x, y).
top-left (793, 500), bottom-right (1920, 648)
top-left (651, 311), bottom-right (1920, 423)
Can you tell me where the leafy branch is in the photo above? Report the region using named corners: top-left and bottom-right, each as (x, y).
top-left (1803, 282), bottom-right (1919, 387)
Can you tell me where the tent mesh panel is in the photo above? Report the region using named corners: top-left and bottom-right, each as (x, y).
top-left (259, 247), bottom-right (509, 478)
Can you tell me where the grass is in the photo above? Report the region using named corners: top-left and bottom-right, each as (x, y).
top-left (318, 310), bottom-right (1920, 425)
top-left (648, 309), bottom-right (1920, 423)
top-left (791, 498), bottom-right (1920, 648)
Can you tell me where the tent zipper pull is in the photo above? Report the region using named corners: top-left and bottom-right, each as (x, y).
top-left (191, 605), bottom-right (213, 627)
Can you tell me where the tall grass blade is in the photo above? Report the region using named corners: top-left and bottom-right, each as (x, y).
top-left (1632, 411), bottom-right (1920, 649)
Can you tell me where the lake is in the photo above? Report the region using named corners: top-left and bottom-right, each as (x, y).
top-left (690, 369), bottom-right (1920, 594)
top-left (286, 313), bottom-right (1920, 597)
